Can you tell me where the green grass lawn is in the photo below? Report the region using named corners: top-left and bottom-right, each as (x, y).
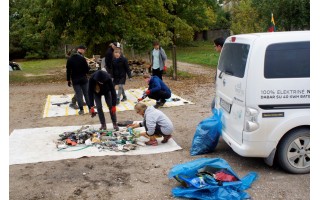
top-left (166, 41), bottom-right (220, 68)
top-left (10, 41), bottom-right (218, 84)
top-left (9, 59), bottom-right (67, 84)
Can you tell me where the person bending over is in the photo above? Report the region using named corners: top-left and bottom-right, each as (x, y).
top-left (127, 103), bottom-right (173, 146)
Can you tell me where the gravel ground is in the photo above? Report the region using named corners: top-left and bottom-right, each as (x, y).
top-left (9, 62), bottom-right (309, 200)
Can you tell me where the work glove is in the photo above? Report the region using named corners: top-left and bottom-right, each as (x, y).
top-left (138, 98), bottom-right (143, 102)
top-left (67, 81), bottom-right (72, 87)
top-left (90, 107), bottom-right (96, 118)
top-left (111, 106), bottom-right (116, 115)
top-left (163, 66), bottom-right (167, 71)
top-left (146, 90), bottom-right (151, 95)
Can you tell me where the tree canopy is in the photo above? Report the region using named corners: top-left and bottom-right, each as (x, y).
top-left (9, 0), bottom-right (310, 59)
top-left (9, 0), bottom-right (223, 59)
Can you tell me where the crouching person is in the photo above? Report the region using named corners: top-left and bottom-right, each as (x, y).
top-left (128, 103), bottom-right (173, 146)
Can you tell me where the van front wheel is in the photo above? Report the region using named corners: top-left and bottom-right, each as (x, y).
top-left (277, 128), bottom-right (310, 174)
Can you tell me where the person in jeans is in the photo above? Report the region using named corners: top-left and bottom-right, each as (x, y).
top-left (150, 41), bottom-right (167, 80)
top-left (127, 103), bottom-right (173, 146)
top-left (110, 49), bottom-right (132, 104)
top-left (138, 74), bottom-right (171, 108)
top-left (66, 45), bottom-right (90, 115)
top-left (88, 70), bottom-right (119, 131)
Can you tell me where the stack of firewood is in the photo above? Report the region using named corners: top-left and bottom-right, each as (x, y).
top-left (128, 59), bottom-right (149, 76)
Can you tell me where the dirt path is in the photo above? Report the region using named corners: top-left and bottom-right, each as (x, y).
top-left (9, 63), bottom-right (309, 200)
top-left (166, 60), bottom-right (215, 75)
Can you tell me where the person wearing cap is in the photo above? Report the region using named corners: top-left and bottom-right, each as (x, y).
top-left (150, 41), bottom-right (167, 80)
top-left (88, 70), bottom-right (119, 131)
top-left (66, 45), bottom-right (91, 115)
top-left (104, 42), bottom-right (121, 74)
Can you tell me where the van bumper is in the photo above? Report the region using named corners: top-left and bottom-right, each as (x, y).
top-left (221, 131), bottom-right (276, 158)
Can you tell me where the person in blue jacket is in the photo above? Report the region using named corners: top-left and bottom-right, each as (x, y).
top-left (138, 74), bottom-right (171, 108)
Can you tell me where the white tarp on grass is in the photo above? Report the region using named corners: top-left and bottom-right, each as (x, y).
top-left (43, 88), bottom-right (194, 118)
top-left (9, 124), bottom-right (182, 165)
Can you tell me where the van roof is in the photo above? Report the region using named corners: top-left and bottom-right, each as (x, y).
top-left (226, 31), bottom-right (310, 44)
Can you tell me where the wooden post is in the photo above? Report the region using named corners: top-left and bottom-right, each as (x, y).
top-left (172, 45), bottom-right (177, 80)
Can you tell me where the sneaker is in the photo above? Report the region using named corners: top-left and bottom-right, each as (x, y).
top-left (69, 103), bottom-right (79, 109)
top-left (145, 140), bottom-right (158, 146)
top-left (78, 110), bottom-right (84, 115)
top-left (121, 96), bottom-right (127, 102)
top-left (154, 102), bottom-right (161, 108)
top-left (100, 124), bottom-right (107, 130)
top-left (113, 123), bottom-right (119, 131)
top-left (161, 135), bottom-right (172, 143)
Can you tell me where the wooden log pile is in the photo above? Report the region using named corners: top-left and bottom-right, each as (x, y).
top-left (128, 59), bottom-right (149, 76)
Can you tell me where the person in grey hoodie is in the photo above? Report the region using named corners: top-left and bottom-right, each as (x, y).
top-left (150, 40), bottom-right (167, 80)
top-left (127, 103), bottom-right (174, 146)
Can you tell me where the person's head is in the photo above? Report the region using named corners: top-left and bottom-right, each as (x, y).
top-left (77, 45), bottom-right (87, 54)
top-left (113, 49), bottom-right (121, 59)
top-left (134, 103), bottom-right (147, 116)
top-left (213, 37), bottom-right (225, 53)
top-left (143, 74), bottom-right (151, 84)
top-left (153, 40), bottom-right (160, 50)
top-left (111, 42), bottom-right (121, 50)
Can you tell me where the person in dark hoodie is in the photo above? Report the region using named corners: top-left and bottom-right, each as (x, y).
top-left (88, 70), bottom-right (119, 130)
top-left (138, 74), bottom-right (171, 108)
top-left (111, 49), bottom-right (132, 104)
top-left (104, 42), bottom-right (121, 74)
top-left (66, 45), bottom-right (91, 115)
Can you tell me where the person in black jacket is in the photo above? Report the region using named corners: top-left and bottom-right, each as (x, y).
top-left (104, 42), bottom-right (121, 74)
top-left (111, 49), bottom-right (132, 104)
top-left (66, 45), bottom-right (90, 115)
top-left (88, 70), bottom-right (119, 130)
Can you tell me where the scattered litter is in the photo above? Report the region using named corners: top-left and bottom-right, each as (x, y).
top-left (168, 158), bottom-right (258, 200)
top-left (51, 101), bottom-right (70, 106)
top-left (55, 125), bottom-right (143, 153)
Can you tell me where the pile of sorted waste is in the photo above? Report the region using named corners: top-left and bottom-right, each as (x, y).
top-left (128, 59), bottom-right (148, 76)
top-left (55, 125), bottom-right (146, 152)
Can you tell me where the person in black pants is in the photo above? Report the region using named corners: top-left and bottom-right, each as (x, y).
top-left (88, 70), bottom-right (119, 130)
top-left (138, 74), bottom-right (171, 108)
top-left (111, 49), bottom-right (132, 104)
top-left (150, 41), bottom-right (167, 80)
top-left (66, 45), bottom-right (91, 115)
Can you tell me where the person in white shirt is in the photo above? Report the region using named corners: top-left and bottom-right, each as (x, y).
top-left (150, 41), bottom-right (167, 80)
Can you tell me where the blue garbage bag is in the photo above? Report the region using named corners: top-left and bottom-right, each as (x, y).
top-left (190, 108), bottom-right (222, 156)
top-left (168, 158), bottom-right (258, 200)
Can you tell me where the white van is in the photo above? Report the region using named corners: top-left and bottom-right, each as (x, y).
top-left (214, 31), bottom-right (310, 174)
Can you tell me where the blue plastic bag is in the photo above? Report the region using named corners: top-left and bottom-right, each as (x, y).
top-left (190, 108), bottom-right (222, 156)
top-left (168, 158), bottom-right (258, 200)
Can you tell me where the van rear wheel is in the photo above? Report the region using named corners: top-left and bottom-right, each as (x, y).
top-left (277, 128), bottom-right (310, 174)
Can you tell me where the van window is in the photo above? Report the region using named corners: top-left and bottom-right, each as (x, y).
top-left (264, 42), bottom-right (310, 78)
top-left (218, 43), bottom-right (250, 78)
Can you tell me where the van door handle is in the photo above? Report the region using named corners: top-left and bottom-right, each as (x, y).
top-left (219, 71), bottom-right (224, 79)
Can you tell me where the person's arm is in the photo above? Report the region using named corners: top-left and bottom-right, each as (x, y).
top-left (82, 57), bottom-right (90, 74)
top-left (160, 48), bottom-right (167, 61)
top-left (66, 59), bottom-right (71, 82)
top-left (124, 58), bottom-right (132, 78)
